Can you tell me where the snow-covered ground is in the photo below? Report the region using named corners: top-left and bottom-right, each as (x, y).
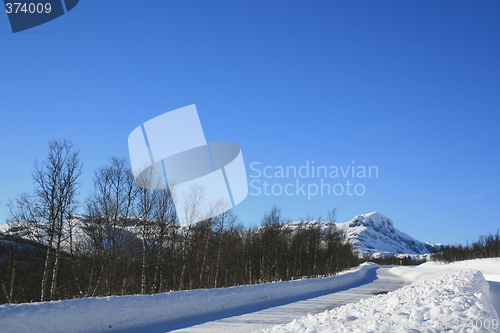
top-left (0, 263), bottom-right (377, 333)
top-left (264, 258), bottom-right (500, 333)
top-left (1, 258), bottom-right (499, 333)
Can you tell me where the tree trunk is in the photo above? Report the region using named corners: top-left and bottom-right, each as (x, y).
top-left (41, 229), bottom-right (55, 301)
top-left (141, 236), bottom-right (147, 294)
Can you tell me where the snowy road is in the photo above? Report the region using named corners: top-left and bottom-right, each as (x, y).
top-left (110, 266), bottom-right (409, 333)
top-left (3, 260), bottom-right (498, 332)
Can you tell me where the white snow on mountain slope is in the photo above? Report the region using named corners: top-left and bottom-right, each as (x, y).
top-left (286, 212), bottom-right (442, 257)
top-left (263, 258), bottom-right (500, 333)
top-left (336, 212), bottom-right (442, 257)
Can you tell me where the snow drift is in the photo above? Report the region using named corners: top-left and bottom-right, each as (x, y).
top-left (0, 263), bottom-right (376, 333)
top-left (263, 262), bottom-right (500, 332)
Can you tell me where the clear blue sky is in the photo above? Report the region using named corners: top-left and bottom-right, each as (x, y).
top-left (1, 1), bottom-right (499, 246)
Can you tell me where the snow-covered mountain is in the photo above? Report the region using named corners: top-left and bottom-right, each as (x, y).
top-left (284, 212), bottom-right (442, 258)
top-left (335, 212), bottom-right (442, 257)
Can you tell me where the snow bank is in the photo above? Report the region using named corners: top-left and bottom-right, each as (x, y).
top-left (387, 258), bottom-right (500, 287)
top-left (263, 268), bottom-right (500, 332)
top-left (421, 258), bottom-right (500, 282)
top-left (0, 263), bottom-right (376, 333)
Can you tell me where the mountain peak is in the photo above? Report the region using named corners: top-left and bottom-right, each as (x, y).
top-left (335, 212), bottom-right (440, 257)
top-left (347, 212), bottom-right (395, 234)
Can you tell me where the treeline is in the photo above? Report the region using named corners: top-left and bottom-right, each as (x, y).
top-left (0, 140), bottom-right (358, 304)
top-left (362, 255), bottom-right (427, 266)
top-left (431, 231), bottom-right (500, 263)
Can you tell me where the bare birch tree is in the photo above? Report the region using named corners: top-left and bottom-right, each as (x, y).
top-left (32, 139), bottom-right (82, 301)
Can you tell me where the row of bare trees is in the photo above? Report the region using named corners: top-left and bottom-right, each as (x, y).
top-left (0, 140), bottom-right (358, 304)
top-left (432, 231), bottom-right (500, 263)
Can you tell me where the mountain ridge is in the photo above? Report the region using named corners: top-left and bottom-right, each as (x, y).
top-left (1, 212), bottom-right (443, 258)
top-left (286, 212), bottom-right (442, 258)
top-left (336, 212), bottom-right (442, 257)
